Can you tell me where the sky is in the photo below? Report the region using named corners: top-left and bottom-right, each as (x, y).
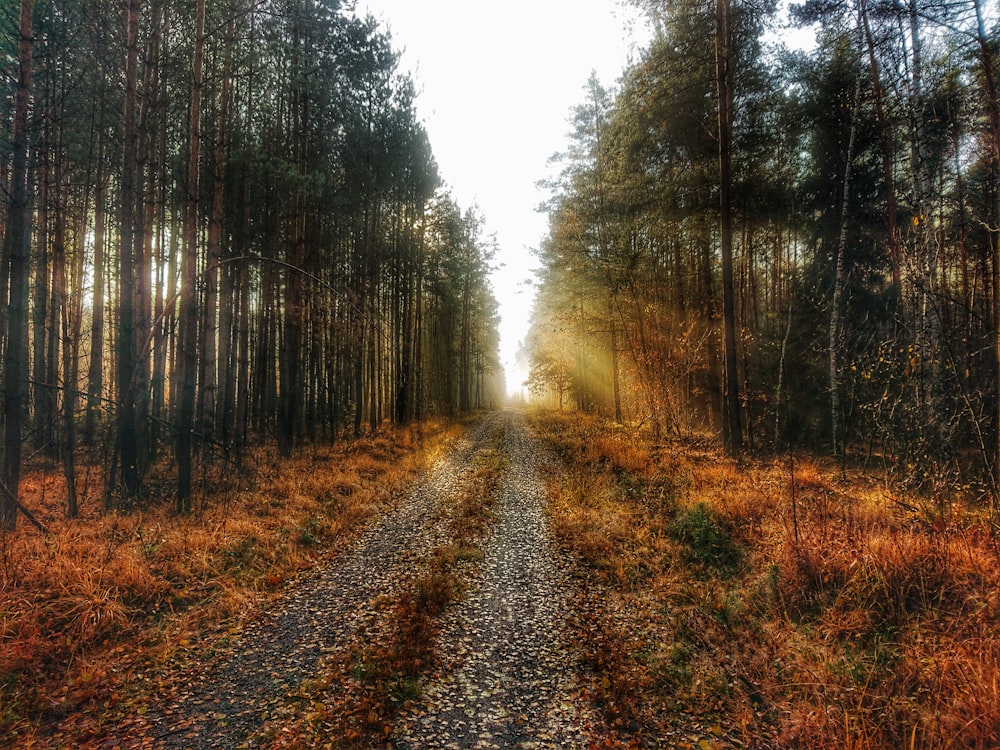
top-left (355, 0), bottom-right (651, 394)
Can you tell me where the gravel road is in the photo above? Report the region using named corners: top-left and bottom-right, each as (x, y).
top-left (392, 410), bottom-right (594, 749)
top-left (100, 411), bottom-right (593, 749)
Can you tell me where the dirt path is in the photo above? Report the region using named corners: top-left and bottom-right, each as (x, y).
top-left (100, 411), bottom-right (592, 749)
top-left (392, 411), bottom-right (593, 748)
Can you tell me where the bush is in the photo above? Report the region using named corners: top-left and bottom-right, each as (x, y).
top-left (670, 502), bottom-right (742, 572)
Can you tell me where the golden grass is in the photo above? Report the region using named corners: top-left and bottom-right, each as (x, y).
top-left (529, 409), bottom-right (1000, 750)
top-left (0, 419), bottom-right (460, 741)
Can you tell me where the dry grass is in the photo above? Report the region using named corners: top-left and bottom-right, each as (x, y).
top-left (0, 419), bottom-right (460, 740)
top-left (530, 409), bottom-right (1000, 750)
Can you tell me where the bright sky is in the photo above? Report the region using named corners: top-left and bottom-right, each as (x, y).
top-left (355, 0), bottom-right (649, 394)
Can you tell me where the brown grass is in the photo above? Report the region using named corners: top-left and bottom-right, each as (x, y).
top-left (0, 419), bottom-right (460, 743)
top-left (530, 409), bottom-right (1000, 750)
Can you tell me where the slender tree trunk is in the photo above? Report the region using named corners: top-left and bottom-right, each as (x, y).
top-left (859, 0), bottom-right (901, 292)
top-left (278, 40), bottom-right (307, 455)
top-left (117, 0), bottom-right (143, 502)
top-left (214, 14), bottom-right (235, 446)
top-left (132, 0), bottom-right (161, 461)
top-left (279, 209), bottom-right (304, 457)
top-left (831, 66), bottom-right (863, 461)
top-left (166, 205), bottom-right (180, 413)
top-left (235, 260), bottom-right (251, 448)
top-left (33, 138), bottom-right (51, 453)
top-left (460, 264), bottom-right (471, 413)
top-left (177, 0), bottom-right (205, 511)
top-left (85, 98), bottom-right (107, 446)
top-left (202, 43), bottom-right (233, 442)
top-left (0, 0), bottom-right (34, 531)
top-left (904, 0), bottom-right (941, 439)
top-left (367, 201), bottom-right (381, 430)
top-left (414, 251), bottom-right (424, 422)
top-left (1, 0), bottom-right (34, 530)
top-left (608, 294), bottom-right (623, 423)
top-left (151, 43), bottom-right (169, 450)
top-left (60, 221), bottom-right (81, 520)
top-left (234, 38), bottom-right (255, 449)
top-left (143, 2), bottom-right (165, 452)
top-left (716, 0), bottom-right (742, 456)
top-left (47, 115), bottom-right (67, 464)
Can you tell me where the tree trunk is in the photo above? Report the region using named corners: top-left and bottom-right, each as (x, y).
top-left (716, 0), bottom-right (742, 457)
top-left (84, 119), bottom-right (107, 446)
top-left (177, 0), bottom-right (205, 511)
top-left (202, 40), bottom-right (233, 443)
top-left (859, 0), bottom-right (901, 292)
top-left (831, 64), bottom-right (863, 461)
top-left (214, 15), bottom-right (236, 446)
top-left (1, 0), bottom-right (35, 531)
top-left (117, 0), bottom-right (143, 502)
top-left (33, 134), bottom-right (51, 453)
top-left (60, 216), bottom-right (81, 520)
top-left (608, 294), bottom-right (623, 423)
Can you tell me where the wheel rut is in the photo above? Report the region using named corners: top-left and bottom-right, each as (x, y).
top-left (392, 410), bottom-right (594, 749)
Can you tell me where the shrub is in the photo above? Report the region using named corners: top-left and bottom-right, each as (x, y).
top-left (670, 502), bottom-right (742, 572)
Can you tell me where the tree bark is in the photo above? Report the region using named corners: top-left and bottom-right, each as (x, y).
top-left (859, 0), bottom-right (901, 292)
top-left (715, 0), bottom-right (742, 457)
top-left (117, 0), bottom-right (143, 502)
top-left (84, 118), bottom-right (107, 446)
top-left (177, 0), bottom-right (205, 511)
top-left (1, 0), bottom-right (35, 530)
top-left (831, 61), bottom-right (863, 461)
top-left (33, 127), bottom-right (51, 453)
top-left (214, 13), bottom-right (236, 447)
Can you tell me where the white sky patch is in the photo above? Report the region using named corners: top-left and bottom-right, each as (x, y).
top-left (355, 0), bottom-right (648, 395)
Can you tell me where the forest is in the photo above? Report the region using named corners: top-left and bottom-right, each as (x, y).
top-left (0, 0), bottom-right (503, 526)
top-left (2, 0), bottom-right (1000, 747)
top-left (527, 0), bottom-right (1000, 500)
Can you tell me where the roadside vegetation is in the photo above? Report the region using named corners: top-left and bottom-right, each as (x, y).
top-left (0, 419), bottom-right (462, 745)
top-left (530, 409), bottom-right (1000, 750)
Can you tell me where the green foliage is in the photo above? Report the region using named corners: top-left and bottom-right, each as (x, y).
top-left (669, 503), bottom-right (742, 572)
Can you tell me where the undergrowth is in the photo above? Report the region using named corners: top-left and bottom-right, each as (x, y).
top-left (0, 419), bottom-right (460, 746)
top-left (530, 409), bottom-right (1000, 750)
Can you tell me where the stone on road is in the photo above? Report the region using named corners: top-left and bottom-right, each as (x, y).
top-left (393, 410), bottom-right (593, 749)
top-left (98, 411), bottom-right (593, 749)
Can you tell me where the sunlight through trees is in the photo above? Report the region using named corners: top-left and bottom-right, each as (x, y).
top-left (527, 0), bottom-right (1000, 499)
top-left (0, 0), bottom-right (502, 521)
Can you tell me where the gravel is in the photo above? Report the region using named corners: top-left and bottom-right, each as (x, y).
top-left (392, 410), bottom-right (595, 749)
top-left (99, 412), bottom-right (595, 749)
top-left (107, 421), bottom-right (491, 749)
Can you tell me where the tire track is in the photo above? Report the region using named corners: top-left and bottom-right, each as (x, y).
top-left (101, 420), bottom-right (494, 749)
top-left (392, 410), bottom-right (594, 749)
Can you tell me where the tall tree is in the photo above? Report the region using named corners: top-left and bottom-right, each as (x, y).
top-left (1, 0), bottom-right (35, 530)
top-left (116, 0), bottom-right (143, 501)
top-left (716, 0), bottom-right (743, 456)
top-left (177, 0), bottom-right (206, 511)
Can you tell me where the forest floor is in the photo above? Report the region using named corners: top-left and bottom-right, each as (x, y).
top-left (3, 410), bottom-right (1000, 749)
